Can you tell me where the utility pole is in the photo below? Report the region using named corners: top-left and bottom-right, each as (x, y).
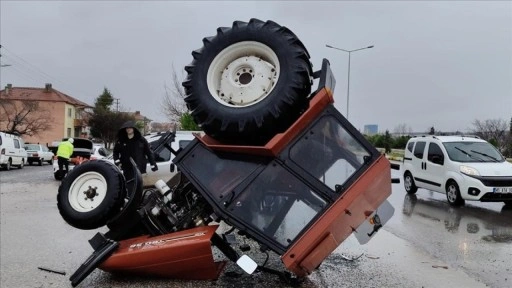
top-left (325, 44), bottom-right (374, 120)
top-left (114, 98), bottom-right (120, 111)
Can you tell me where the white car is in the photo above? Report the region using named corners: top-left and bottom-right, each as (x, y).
top-left (91, 145), bottom-right (109, 160)
top-left (402, 135), bottom-right (512, 207)
top-left (144, 131), bottom-right (197, 187)
top-left (106, 131), bottom-right (197, 187)
top-left (24, 144), bottom-right (54, 166)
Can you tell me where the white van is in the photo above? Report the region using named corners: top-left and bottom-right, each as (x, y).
top-left (0, 132), bottom-right (28, 170)
top-left (402, 135), bottom-right (512, 206)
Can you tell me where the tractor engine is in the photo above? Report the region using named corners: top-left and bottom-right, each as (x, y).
top-left (140, 175), bottom-right (214, 236)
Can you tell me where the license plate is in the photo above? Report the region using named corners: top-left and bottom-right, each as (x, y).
top-left (494, 187), bottom-right (512, 193)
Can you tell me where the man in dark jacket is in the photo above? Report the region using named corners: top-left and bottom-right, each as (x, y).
top-left (113, 121), bottom-right (157, 181)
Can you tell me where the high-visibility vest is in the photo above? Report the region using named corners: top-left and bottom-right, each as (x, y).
top-left (57, 141), bottom-right (74, 159)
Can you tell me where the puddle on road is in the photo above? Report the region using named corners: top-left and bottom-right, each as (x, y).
top-left (397, 193), bottom-right (512, 244)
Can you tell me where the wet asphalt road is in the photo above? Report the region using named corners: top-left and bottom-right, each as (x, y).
top-left (0, 162), bottom-right (509, 288)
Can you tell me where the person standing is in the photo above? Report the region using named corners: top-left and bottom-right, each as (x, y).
top-left (56, 138), bottom-right (74, 178)
top-left (113, 121), bottom-right (157, 181)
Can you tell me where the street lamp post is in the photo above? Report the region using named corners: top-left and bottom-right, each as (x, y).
top-left (325, 44), bottom-right (374, 120)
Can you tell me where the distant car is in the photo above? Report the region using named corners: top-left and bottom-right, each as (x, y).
top-left (403, 135), bottom-right (512, 207)
top-left (51, 138), bottom-right (94, 180)
top-left (24, 144), bottom-right (54, 166)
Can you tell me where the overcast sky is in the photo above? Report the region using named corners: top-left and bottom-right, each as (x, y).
top-left (1, 1), bottom-right (511, 133)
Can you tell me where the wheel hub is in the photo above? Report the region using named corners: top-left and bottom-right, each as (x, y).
top-left (83, 186), bottom-right (99, 200)
top-left (218, 56), bottom-right (276, 106)
top-left (447, 186), bottom-right (456, 201)
top-left (207, 41), bottom-right (281, 108)
top-left (68, 172), bottom-right (107, 212)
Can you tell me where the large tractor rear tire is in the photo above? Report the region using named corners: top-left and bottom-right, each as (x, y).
top-left (183, 18), bottom-right (313, 145)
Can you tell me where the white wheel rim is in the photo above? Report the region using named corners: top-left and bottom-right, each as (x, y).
top-left (207, 41), bottom-right (280, 107)
top-left (447, 185), bottom-right (457, 202)
top-left (68, 171), bottom-right (107, 212)
top-left (404, 175), bottom-right (412, 190)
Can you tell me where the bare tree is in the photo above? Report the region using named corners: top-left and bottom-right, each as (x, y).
top-left (0, 98), bottom-right (53, 136)
top-left (393, 123), bottom-right (412, 136)
top-left (471, 118), bottom-right (508, 151)
top-left (161, 65), bottom-right (187, 123)
top-left (88, 109), bottom-right (135, 149)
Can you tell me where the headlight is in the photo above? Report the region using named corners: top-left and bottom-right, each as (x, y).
top-left (460, 165), bottom-right (480, 176)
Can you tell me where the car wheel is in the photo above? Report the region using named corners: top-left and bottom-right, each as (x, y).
top-left (47, 160), bottom-right (53, 165)
top-left (5, 159), bottom-right (11, 171)
top-left (403, 172), bottom-right (417, 194)
top-left (57, 160), bottom-right (126, 230)
top-left (446, 180), bottom-right (465, 207)
top-left (28, 161), bottom-right (33, 166)
top-left (38, 159), bottom-right (43, 166)
top-left (18, 160), bottom-right (24, 169)
top-left (183, 18), bottom-right (313, 145)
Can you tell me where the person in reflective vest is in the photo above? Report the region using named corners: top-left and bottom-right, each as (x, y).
top-left (56, 138), bottom-right (74, 178)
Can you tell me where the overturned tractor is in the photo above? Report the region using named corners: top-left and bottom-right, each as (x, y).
top-left (57, 19), bottom-right (396, 287)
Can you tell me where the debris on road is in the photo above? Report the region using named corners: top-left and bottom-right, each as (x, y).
top-left (366, 255), bottom-right (380, 260)
top-left (339, 253), bottom-right (364, 261)
top-left (37, 266), bottom-right (66, 275)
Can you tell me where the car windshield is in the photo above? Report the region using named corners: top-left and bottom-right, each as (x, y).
top-left (443, 141), bottom-right (505, 163)
top-left (25, 144), bottom-right (40, 151)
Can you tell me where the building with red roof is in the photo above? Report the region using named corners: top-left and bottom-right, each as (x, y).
top-left (0, 83), bottom-right (92, 145)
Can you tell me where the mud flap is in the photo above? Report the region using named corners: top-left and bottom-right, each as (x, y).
top-left (70, 232), bottom-right (119, 287)
top-left (353, 200), bottom-right (394, 244)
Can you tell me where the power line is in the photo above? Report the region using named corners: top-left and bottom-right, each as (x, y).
top-left (2, 54), bottom-right (50, 84)
top-left (0, 44), bottom-right (69, 87)
top-left (9, 65), bottom-right (42, 83)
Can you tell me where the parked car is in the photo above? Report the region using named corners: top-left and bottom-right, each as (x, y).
top-left (24, 143), bottom-right (54, 166)
top-left (105, 130), bottom-right (197, 187)
top-left (51, 138), bottom-right (94, 180)
top-left (403, 135), bottom-right (512, 206)
top-left (0, 132), bottom-right (27, 170)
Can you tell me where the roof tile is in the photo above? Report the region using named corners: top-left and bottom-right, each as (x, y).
top-left (0, 85), bottom-right (92, 108)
